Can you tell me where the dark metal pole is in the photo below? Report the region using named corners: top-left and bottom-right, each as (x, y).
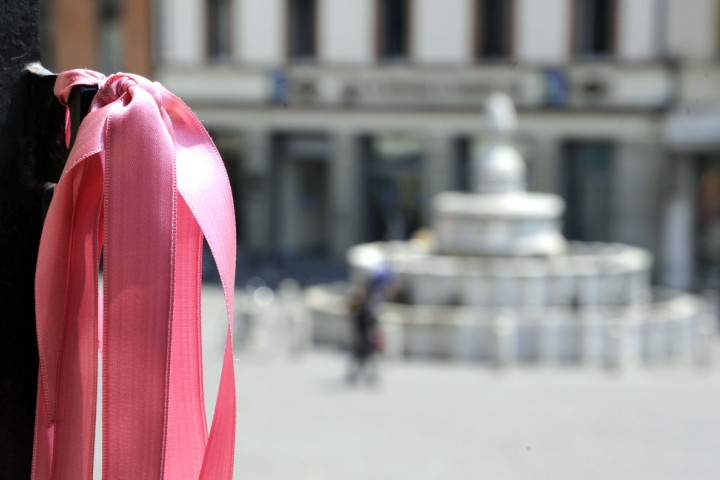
top-left (0, 1), bottom-right (48, 476)
top-left (1, 0), bottom-right (101, 472)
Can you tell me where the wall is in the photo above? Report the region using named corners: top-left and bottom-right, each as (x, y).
top-left (680, 65), bottom-right (720, 110)
top-left (157, 67), bottom-right (271, 103)
top-left (667, 0), bottom-right (718, 60)
top-left (617, 0), bottom-right (658, 61)
top-left (158, 0), bottom-right (720, 67)
top-left (319, 0), bottom-right (374, 64)
top-left (197, 104), bottom-right (664, 251)
top-left (158, 0), bottom-right (204, 65)
top-left (412, 0), bottom-right (471, 64)
top-left (53, 0), bottom-right (97, 70)
top-left (515, 0), bottom-right (570, 63)
top-left (124, 0), bottom-right (153, 76)
top-left (237, 0), bottom-right (285, 64)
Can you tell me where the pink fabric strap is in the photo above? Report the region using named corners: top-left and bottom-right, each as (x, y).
top-left (33, 70), bottom-right (236, 479)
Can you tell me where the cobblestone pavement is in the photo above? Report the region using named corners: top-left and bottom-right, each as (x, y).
top-left (195, 287), bottom-right (720, 480)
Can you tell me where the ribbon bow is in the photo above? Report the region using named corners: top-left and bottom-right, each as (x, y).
top-left (33, 70), bottom-right (236, 479)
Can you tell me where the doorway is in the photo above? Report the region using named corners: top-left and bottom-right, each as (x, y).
top-left (361, 134), bottom-right (424, 242)
top-left (562, 140), bottom-right (615, 242)
top-left (272, 133), bottom-right (330, 256)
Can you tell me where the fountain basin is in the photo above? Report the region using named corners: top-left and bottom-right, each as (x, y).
top-left (434, 192), bottom-right (566, 256)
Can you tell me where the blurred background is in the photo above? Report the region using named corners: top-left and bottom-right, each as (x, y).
top-left (42, 1), bottom-right (720, 479)
top-left (41, 0), bottom-right (720, 291)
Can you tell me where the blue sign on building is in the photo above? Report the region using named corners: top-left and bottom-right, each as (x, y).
top-left (271, 69), bottom-right (289, 105)
top-left (544, 68), bottom-right (569, 107)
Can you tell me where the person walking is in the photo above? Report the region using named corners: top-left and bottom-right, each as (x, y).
top-left (346, 266), bottom-right (394, 386)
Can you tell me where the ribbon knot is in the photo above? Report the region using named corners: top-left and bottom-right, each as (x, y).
top-left (96, 73), bottom-right (166, 110)
top-left (33, 69), bottom-right (236, 479)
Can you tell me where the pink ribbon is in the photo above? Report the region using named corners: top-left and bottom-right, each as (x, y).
top-left (33, 70), bottom-right (236, 479)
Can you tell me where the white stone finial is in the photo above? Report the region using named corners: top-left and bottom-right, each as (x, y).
top-left (485, 92), bottom-right (517, 137)
top-left (473, 92), bottom-right (525, 194)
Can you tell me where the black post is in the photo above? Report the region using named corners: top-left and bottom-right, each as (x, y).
top-left (0, 0), bottom-right (45, 476)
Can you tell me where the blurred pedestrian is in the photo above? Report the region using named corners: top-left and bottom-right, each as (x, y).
top-left (346, 265), bottom-right (395, 386)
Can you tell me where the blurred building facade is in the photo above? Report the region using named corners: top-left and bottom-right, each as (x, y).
top-left (46, 0), bottom-right (720, 291)
top-left (44, 0), bottom-right (153, 76)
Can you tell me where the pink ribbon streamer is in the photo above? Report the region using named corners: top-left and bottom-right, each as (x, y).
top-left (33, 70), bottom-right (236, 479)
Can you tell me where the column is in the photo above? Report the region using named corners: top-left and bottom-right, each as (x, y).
top-left (660, 155), bottom-right (696, 289)
top-left (528, 138), bottom-right (562, 195)
top-left (329, 132), bottom-right (361, 258)
top-left (612, 141), bottom-right (663, 252)
top-left (423, 133), bottom-right (455, 226)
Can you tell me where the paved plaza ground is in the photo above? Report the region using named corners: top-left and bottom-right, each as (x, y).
top-left (195, 287), bottom-right (720, 480)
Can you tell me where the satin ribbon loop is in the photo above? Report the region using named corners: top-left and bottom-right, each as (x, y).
top-left (33, 69), bottom-right (237, 480)
top-left (54, 69), bottom-right (106, 106)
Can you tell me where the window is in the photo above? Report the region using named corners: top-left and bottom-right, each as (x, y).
top-left (207, 0), bottom-right (231, 61)
top-left (377, 0), bottom-right (411, 61)
top-left (475, 0), bottom-right (513, 60)
top-left (99, 0), bottom-right (123, 73)
top-left (288, 0), bottom-right (317, 60)
top-left (562, 141), bottom-right (614, 241)
top-left (573, 0), bottom-right (616, 57)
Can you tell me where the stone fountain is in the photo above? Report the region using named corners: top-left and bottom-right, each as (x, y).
top-left (307, 94), bottom-right (715, 368)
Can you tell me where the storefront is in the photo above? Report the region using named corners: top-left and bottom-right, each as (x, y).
top-left (662, 110), bottom-right (720, 290)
